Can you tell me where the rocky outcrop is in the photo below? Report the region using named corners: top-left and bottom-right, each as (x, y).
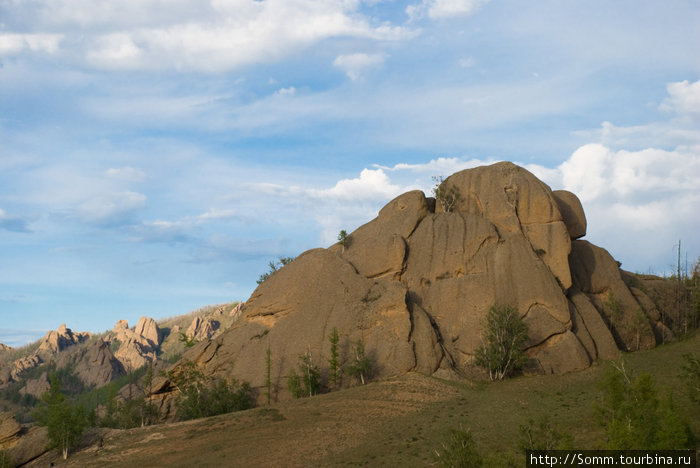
top-left (0, 343), bottom-right (11, 353)
top-left (153, 162), bottom-right (667, 406)
top-left (135, 316), bottom-right (162, 347)
top-left (111, 317), bottom-right (160, 371)
top-left (72, 339), bottom-right (126, 388)
top-left (37, 323), bottom-right (91, 355)
top-left (0, 412), bottom-right (21, 446)
top-left (186, 316), bottom-right (220, 341)
top-left (10, 354), bottom-right (42, 381)
top-left (21, 372), bottom-right (50, 399)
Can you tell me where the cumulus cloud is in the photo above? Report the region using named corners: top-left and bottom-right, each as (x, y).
top-left (333, 53), bottom-right (387, 80)
top-left (0, 208), bottom-right (31, 233)
top-left (660, 78), bottom-right (700, 118)
top-left (3, 0), bottom-right (409, 72)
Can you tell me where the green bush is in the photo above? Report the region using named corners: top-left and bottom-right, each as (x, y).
top-left (474, 305), bottom-right (529, 381)
top-left (434, 428), bottom-right (483, 467)
top-left (166, 360), bottom-right (254, 421)
top-left (594, 360), bottom-right (694, 449)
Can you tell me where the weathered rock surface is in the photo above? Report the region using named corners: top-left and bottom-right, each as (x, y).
top-left (72, 339), bottom-right (126, 388)
top-left (21, 372), bottom-right (50, 399)
top-left (37, 323), bottom-right (91, 355)
top-left (0, 343), bottom-right (11, 353)
top-left (111, 317), bottom-right (160, 371)
top-left (186, 316), bottom-right (220, 341)
top-left (153, 162), bottom-right (668, 407)
top-left (0, 412), bottom-right (21, 446)
top-left (134, 316), bottom-right (162, 347)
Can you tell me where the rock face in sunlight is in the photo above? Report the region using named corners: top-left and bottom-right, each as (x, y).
top-left (153, 162), bottom-right (667, 409)
top-left (112, 316), bottom-right (162, 371)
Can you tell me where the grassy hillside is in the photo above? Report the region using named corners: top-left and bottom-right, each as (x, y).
top-left (38, 332), bottom-right (699, 467)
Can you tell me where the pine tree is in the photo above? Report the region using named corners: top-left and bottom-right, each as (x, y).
top-left (328, 327), bottom-right (340, 389)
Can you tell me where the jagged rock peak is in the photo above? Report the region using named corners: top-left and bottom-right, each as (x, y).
top-left (0, 343), bottom-right (12, 352)
top-left (135, 316), bottom-right (162, 346)
top-left (37, 323), bottom-right (91, 355)
top-left (186, 316), bottom-right (220, 341)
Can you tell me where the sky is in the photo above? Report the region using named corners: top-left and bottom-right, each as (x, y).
top-left (1, 0), bottom-right (699, 347)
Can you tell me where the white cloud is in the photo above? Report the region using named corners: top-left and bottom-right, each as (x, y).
top-left (74, 191), bottom-right (147, 225)
top-left (660, 79), bottom-right (700, 118)
top-left (333, 53), bottom-right (386, 80)
top-left (4, 0), bottom-right (409, 72)
top-left (0, 33), bottom-right (62, 56)
top-left (407, 0), bottom-right (490, 21)
top-left (105, 166), bottom-right (147, 182)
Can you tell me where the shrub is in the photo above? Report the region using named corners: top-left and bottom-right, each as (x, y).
top-left (474, 305), bottom-right (529, 381)
top-left (594, 360), bottom-right (693, 449)
top-left (257, 257), bottom-right (295, 284)
top-left (434, 428), bottom-right (483, 467)
top-left (432, 176), bottom-right (461, 213)
top-left (166, 360), bottom-right (253, 421)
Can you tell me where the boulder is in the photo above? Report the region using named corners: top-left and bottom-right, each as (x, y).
top-left (552, 190), bottom-right (587, 239)
top-left (440, 162), bottom-right (572, 289)
top-left (9, 425), bottom-right (49, 466)
top-left (0, 412), bottom-right (21, 446)
top-left (569, 240), bottom-right (656, 351)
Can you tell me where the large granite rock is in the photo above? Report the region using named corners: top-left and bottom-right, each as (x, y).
top-left (152, 162), bottom-right (667, 408)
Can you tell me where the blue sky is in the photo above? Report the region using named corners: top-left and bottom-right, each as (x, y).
top-left (1, 0), bottom-right (698, 347)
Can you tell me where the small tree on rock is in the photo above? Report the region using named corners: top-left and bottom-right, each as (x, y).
top-left (474, 305), bottom-right (529, 381)
top-left (432, 176), bottom-right (461, 213)
top-left (337, 230), bottom-right (350, 252)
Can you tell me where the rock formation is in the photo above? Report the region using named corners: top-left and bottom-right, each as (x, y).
top-left (37, 323), bottom-right (91, 355)
top-left (111, 317), bottom-right (161, 371)
top-left (147, 164), bottom-right (670, 406)
top-left (186, 316), bottom-right (220, 341)
top-left (0, 343), bottom-right (11, 353)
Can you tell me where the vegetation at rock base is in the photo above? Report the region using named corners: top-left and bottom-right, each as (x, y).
top-left (256, 256), bottom-right (296, 284)
top-left (327, 327), bottom-right (340, 389)
top-left (346, 340), bottom-right (371, 385)
top-left (474, 305), bottom-right (529, 381)
top-left (178, 331), bottom-right (198, 348)
top-left (165, 360), bottom-right (253, 421)
top-left (287, 350), bottom-right (321, 398)
top-left (593, 359), bottom-right (694, 450)
top-left (32, 373), bottom-right (88, 460)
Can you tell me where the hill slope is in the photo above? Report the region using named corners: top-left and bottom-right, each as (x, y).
top-left (34, 332), bottom-right (699, 467)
